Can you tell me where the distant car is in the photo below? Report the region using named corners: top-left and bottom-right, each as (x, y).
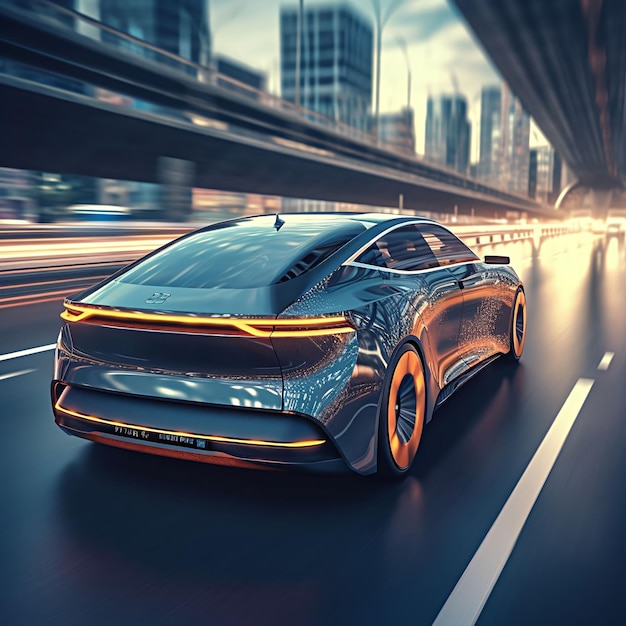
top-left (52, 213), bottom-right (526, 476)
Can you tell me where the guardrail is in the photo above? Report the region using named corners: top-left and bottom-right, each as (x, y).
top-left (0, 223), bottom-right (577, 272)
top-left (458, 224), bottom-right (573, 248)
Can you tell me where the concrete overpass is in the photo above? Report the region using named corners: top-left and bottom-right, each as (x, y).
top-left (452, 0), bottom-right (626, 212)
top-left (0, 0), bottom-right (556, 218)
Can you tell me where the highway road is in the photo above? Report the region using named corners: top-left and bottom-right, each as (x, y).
top-left (1, 230), bottom-right (624, 626)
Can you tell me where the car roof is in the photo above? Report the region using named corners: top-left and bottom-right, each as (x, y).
top-left (220, 212), bottom-right (439, 230)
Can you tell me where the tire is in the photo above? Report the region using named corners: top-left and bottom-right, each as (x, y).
top-left (377, 343), bottom-right (426, 477)
top-left (507, 288), bottom-right (527, 362)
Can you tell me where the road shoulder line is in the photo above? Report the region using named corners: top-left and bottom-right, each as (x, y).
top-left (432, 377), bottom-right (595, 626)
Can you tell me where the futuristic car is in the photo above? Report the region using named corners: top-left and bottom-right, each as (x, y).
top-left (52, 213), bottom-right (526, 476)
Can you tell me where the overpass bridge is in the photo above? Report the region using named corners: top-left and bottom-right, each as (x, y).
top-left (0, 0), bottom-right (556, 219)
top-left (453, 0), bottom-right (626, 214)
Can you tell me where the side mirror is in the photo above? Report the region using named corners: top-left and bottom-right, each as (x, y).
top-left (484, 255), bottom-right (510, 265)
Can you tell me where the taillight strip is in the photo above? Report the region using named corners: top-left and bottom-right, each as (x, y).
top-left (61, 303), bottom-right (355, 337)
top-left (55, 401), bottom-right (326, 448)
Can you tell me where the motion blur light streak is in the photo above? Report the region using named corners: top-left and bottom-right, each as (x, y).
top-left (0, 368), bottom-right (36, 381)
top-left (0, 290), bottom-right (69, 307)
top-left (5, 275), bottom-right (106, 290)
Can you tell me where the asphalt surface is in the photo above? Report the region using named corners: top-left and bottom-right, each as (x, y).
top-left (0, 232), bottom-right (624, 626)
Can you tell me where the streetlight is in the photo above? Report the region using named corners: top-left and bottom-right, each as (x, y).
top-left (370, 0), bottom-right (405, 139)
top-left (295, 0), bottom-right (303, 106)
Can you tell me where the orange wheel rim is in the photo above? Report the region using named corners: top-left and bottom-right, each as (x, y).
top-left (512, 291), bottom-right (526, 357)
top-left (387, 350), bottom-right (425, 470)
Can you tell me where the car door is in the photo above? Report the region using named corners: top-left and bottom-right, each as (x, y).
top-left (356, 224), bottom-right (468, 389)
top-left (417, 224), bottom-right (508, 368)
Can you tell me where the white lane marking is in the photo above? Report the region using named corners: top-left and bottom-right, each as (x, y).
top-left (0, 368), bottom-right (36, 382)
top-left (432, 378), bottom-right (595, 626)
top-left (597, 352), bottom-right (614, 371)
top-left (0, 344), bottom-right (56, 362)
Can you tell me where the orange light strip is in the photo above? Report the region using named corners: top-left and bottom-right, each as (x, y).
top-left (61, 303), bottom-right (355, 338)
top-left (55, 401), bottom-right (326, 448)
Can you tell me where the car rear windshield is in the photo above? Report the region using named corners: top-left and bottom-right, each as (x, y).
top-left (117, 216), bottom-right (364, 289)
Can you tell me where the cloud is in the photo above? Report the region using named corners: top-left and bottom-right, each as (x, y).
top-left (388, 0), bottom-right (458, 45)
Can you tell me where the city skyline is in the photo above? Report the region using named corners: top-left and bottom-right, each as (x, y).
top-left (209, 0), bottom-right (548, 159)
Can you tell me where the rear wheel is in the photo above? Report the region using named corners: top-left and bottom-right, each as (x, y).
top-left (378, 343), bottom-right (426, 477)
top-left (507, 288), bottom-right (526, 361)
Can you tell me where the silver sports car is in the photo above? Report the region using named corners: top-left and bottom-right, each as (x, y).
top-left (52, 213), bottom-right (526, 476)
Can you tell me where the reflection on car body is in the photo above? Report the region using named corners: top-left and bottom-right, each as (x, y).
top-left (52, 213), bottom-right (526, 477)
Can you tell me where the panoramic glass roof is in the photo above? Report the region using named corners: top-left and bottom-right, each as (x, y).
top-left (118, 215), bottom-right (367, 289)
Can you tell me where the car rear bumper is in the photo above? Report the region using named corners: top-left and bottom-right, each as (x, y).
top-left (52, 382), bottom-right (347, 472)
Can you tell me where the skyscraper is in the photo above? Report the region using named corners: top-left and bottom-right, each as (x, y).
top-left (528, 149), bottom-right (538, 198)
top-left (99, 0), bottom-right (210, 70)
top-left (533, 145), bottom-right (562, 203)
top-left (478, 85), bottom-right (501, 182)
top-left (499, 83), bottom-right (530, 195)
top-left (425, 95), bottom-right (471, 174)
top-left (280, 3), bottom-right (373, 131)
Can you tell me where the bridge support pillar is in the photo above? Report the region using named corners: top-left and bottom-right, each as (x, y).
top-left (158, 156), bottom-right (196, 221)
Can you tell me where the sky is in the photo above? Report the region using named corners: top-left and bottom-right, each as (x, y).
top-left (209, 0), bottom-right (547, 160)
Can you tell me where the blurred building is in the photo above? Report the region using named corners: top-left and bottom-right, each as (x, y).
top-left (530, 145), bottom-right (562, 204)
top-left (280, 3), bottom-right (373, 132)
top-left (528, 149), bottom-right (538, 199)
top-left (379, 108), bottom-right (415, 155)
top-left (477, 85), bottom-right (501, 183)
top-left (0, 168), bottom-right (33, 220)
top-left (98, 0), bottom-right (210, 70)
top-left (498, 83), bottom-right (530, 195)
top-left (425, 94), bottom-right (471, 175)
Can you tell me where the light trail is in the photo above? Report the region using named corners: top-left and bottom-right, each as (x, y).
top-left (0, 368), bottom-right (36, 381)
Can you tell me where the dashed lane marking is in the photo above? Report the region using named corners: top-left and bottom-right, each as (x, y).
top-left (597, 352), bottom-right (615, 371)
top-left (0, 368), bottom-right (36, 381)
top-left (432, 378), bottom-right (595, 626)
top-left (0, 344), bottom-right (56, 362)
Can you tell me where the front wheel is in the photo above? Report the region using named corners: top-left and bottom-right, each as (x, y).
top-left (507, 288), bottom-right (527, 362)
top-left (377, 343), bottom-right (426, 477)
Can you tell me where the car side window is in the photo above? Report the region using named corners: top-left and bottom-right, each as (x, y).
top-left (355, 225), bottom-right (439, 271)
top-left (417, 225), bottom-right (478, 266)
